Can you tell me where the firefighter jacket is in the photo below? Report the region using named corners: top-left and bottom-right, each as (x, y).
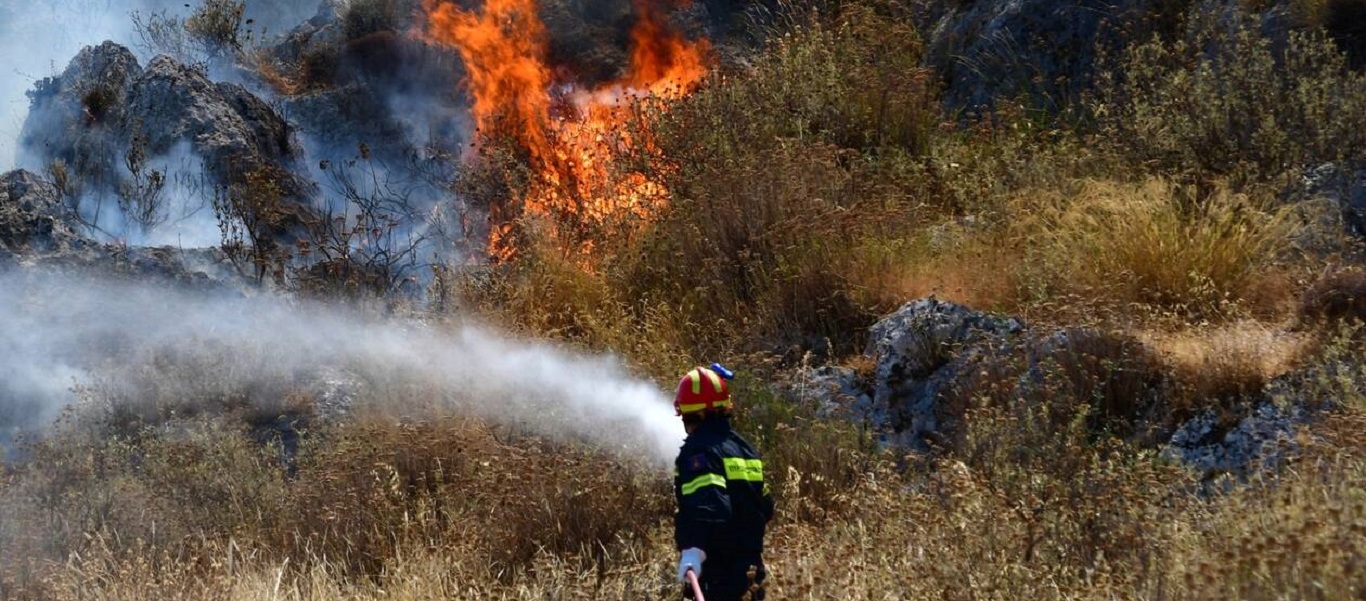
top-left (674, 415), bottom-right (774, 558)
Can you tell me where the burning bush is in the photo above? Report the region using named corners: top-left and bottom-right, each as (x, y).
top-left (424, 0), bottom-right (710, 261)
top-left (605, 5), bottom-right (936, 357)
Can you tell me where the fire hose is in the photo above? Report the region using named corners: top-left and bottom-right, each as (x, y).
top-left (685, 569), bottom-right (706, 601)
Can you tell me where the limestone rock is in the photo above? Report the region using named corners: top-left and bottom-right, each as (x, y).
top-left (22, 42), bottom-right (316, 241)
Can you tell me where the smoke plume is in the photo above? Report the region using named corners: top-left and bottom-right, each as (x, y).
top-left (0, 269), bottom-right (684, 467)
top-left (1, 0), bottom-right (183, 170)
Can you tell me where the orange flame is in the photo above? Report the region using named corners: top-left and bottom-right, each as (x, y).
top-left (423, 0), bottom-right (710, 261)
top-left (625, 0), bottom-right (710, 93)
top-left (424, 0), bottom-right (553, 161)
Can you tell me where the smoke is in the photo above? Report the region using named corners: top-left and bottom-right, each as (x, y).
top-left (0, 269), bottom-right (685, 467)
top-left (0, 0), bottom-right (324, 250)
top-left (1, 0), bottom-right (175, 170)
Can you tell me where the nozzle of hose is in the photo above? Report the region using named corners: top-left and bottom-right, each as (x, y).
top-left (709, 363), bottom-right (735, 380)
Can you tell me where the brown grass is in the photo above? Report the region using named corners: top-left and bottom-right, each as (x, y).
top-left (2, 323), bottom-right (1364, 600)
top-left (6, 406), bottom-right (1362, 601)
top-left (1141, 320), bottom-right (1311, 422)
top-left (6, 0), bottom-right (1366, 599)
top-left (1011, 179), bottom-right (1304, 320)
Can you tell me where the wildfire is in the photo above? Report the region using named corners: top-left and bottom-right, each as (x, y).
top-left (423, 0), bottom-right (710, 260)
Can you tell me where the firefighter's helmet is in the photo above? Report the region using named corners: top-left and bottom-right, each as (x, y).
top-left (674, 364), bottom-right (735, 416)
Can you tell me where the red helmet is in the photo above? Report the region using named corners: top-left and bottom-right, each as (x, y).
top-left (674, 366), bottom-right (731, 416)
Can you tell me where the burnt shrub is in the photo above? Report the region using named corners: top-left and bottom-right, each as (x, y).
top-left (1298, 266), bottom-right (1366, 327)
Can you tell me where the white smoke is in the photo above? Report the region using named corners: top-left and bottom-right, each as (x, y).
top-left (0, 0), bottom-right (176, 170)
top-left (0, 270), bottom-right (685, 467)
top-left (0, 0), bottom-right (320, 171)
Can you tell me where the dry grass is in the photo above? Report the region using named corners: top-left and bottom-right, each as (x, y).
top-left (2, 321), bottom-right (1363, 600)
top-left (1011, 179), bottom-right (1304, 321)
top-left (1140, 320), bottom-right (1312, 422)
top-left (6, 0), bottom-right (1366, 599)
top-left (839, 226), bottom-right (1023, 314)
top-left (6, 408), bottom-right (1363, 601)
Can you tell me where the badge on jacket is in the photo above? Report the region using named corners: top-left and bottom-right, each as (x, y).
top-left (687, 454), bottom-right (707, 472)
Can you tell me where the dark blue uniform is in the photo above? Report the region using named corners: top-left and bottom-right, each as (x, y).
top-left (674, 416), bottom-right (774, 600)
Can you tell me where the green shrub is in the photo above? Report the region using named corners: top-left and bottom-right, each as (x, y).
top-left (1096, 13), bottom-right (1366, 186)
top-left (607, 6), bottom-right (936, 358)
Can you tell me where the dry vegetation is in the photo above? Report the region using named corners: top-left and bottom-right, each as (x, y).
top-left (4, 0), bottom-right (1366, 599)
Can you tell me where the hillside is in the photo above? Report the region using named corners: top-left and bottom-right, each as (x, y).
top-left (1, 0), bottom-right (1364, 599)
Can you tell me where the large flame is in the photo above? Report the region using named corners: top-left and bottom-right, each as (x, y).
top-left (424, 0), bottom-right (710, 260)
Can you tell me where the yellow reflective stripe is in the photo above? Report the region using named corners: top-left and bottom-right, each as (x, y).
top-left (722, 458), bottom-right (764, 482)
top-left (688, 369), bottom-right (702, 395)
top-left (681, 473), bottom-right (726, 495)
top-left (678, 399), bottom-right (732, 414)
top-left (702, 369), bottom-right (722, 392)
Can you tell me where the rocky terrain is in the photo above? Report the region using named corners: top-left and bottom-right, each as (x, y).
top-left (0, 0), bottom-right (1363, 598)
top-left (2, 0), bottom-right (1364, 470)
top-left (798, 298), bottom-right (1338, 482)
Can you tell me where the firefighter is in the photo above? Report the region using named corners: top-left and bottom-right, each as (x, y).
top-left (673, 364), bottom-right (774, 601)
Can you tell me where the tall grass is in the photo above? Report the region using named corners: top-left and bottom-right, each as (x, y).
top-left (4, 363), bottom-right (1362, 600)
top-left (1013, 179), bottom-right (1303, 319)
top-left (5, 0), bottom-right (1366, 599)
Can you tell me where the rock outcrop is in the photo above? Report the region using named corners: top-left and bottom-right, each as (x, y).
top-left (22, 42), bottom-right (316, 240)
top-left (0, 170), bottom-right (86, 257)
top-left (1162, 400), bottom-right (1311, 480)
top-left (0, 168), bottom-right (240, 287)
top-left (268, 1), bottom-right (464, 162)
top-left (865, 298), bottom-right (1026, 449)
top-left (802, 297), bottom-right (1329, 479)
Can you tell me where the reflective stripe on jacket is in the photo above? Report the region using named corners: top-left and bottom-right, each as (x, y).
top-left (674, 416), bottom-right (774, 556)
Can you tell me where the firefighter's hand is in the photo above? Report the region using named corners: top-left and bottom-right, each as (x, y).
top-left (677, 547), bottom-right (706, 582)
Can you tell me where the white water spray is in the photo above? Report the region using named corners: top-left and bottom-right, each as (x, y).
top-left (0, 271), bottom-right (685, 467)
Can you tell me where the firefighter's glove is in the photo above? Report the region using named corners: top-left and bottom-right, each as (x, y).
top-left (677, 547), bottom-right (706, 582)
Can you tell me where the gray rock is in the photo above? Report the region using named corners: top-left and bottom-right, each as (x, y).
top-left (0, 170), bottom-right (86, 255)
top-left (270, 0), bottom-right (347, 67)
top-left (22, 42), bottom-right (143, 131)
top-left (22, 42), bottom-right (316, 241)
top-left (819, 299), bottom-right (1172, 451)
top-left (125, 56), bottom-right (310, 198)
top-left (1302, 162), bottom-right (1366, 239)
top-left (865, 298), bottom-right (1025, 449)
top-left (1162, 400), bottom-right (1309, 479)
top-left (281, 84), bottom-right (412, 158)
top-left (0, 168), bottom-right (247, 290)
top-left (793, 365), bottom-right (875, 423)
